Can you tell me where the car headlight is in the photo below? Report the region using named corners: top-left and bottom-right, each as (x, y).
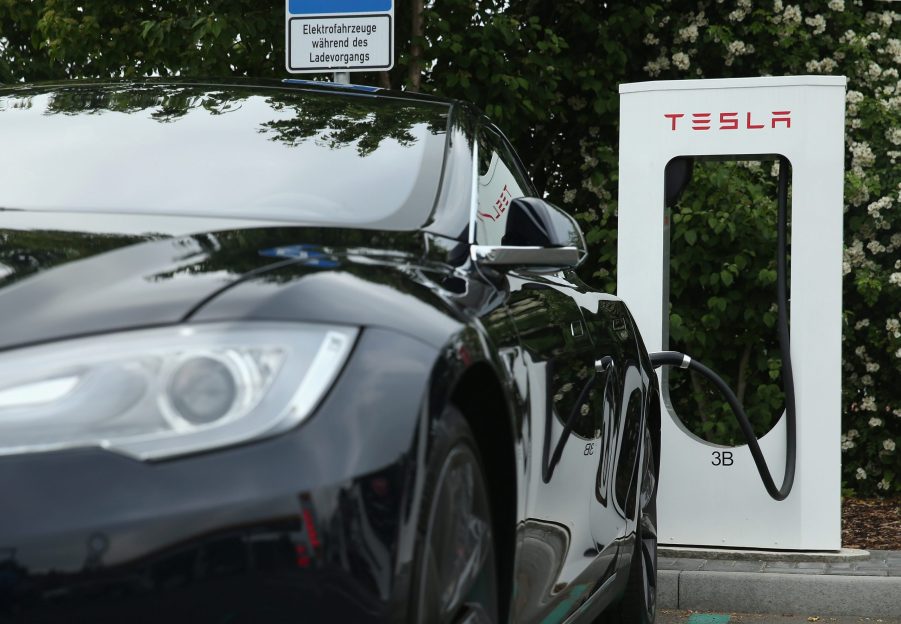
top-left (0, 322), bottom-right (357, 460)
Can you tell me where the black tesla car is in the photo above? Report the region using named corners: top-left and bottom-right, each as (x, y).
top-left (0, 80), bottom-right (659, 624)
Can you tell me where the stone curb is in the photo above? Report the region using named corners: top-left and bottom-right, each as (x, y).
top-left (658, 569), bottom-right (901, 617)
top-left (659, 546), bottom-right (870, 563)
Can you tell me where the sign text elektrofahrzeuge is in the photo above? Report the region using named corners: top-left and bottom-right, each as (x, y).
top-left (303, 21), bottom-right (380, 65)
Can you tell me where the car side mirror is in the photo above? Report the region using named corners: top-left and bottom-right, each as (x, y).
top-left (471, 197), bottom-right (587, 268)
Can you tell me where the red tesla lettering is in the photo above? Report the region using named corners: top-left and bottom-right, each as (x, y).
top-left (663, 110), bottom-right (792, 131)
top-left (494, 184), bottom-right (512, 218)
top-left (719, 112), bottom-right (739, 130)
top-left (746, 112), bottom-right (764, 129)
top-left (691, 113), bottom-right (711, 130)
top-left (302, 508), bottom-right (321, 549)
top-left (772, 110), bottom-right (791, 128)
top-left (664, 113), bottom-right (684, 131)
top-left (295, 544), bottom-right (311, 567)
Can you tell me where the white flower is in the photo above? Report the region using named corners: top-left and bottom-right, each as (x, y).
top-left (866, 362), bottom-right (881, 372)
top-left (862, 374), bottom-right (873, 386)
top-left (887, 127), bottom-right (901, 146)
top-left (887, 318), bottom-right (901, 338)
top-left (861, 396), bottom-right (877, 411)
top-left (783, 5), bottom-right (802, 24)
top-left (773, 0), bottom-right (783, 12)
top-left (841, 435), bottom-right (855, 450)
top-left (848, 429), bottom-right (860, 439)
top-left (884, 439), bottom-right (896, 452)
top-left (676, 24), bottom-right (699, 43)
top-left (876, 478), bottom-right (890, 490)
top-left (644, 54), bottom-right (671, 77)
top-left (856, 467), bottom-right (867, 480)
top-left (807, 58), bottom-right (837, 73)
top-left (729, 9), bottom-right (747, 22)
top-left (891, 273), bottom-right (901, 286)
top-left (850, 141), bottom-right (876, 173)
top-left (867, 240), bottom-right (886, 254)
top-left (855, 318), bottom-right (871, 329)
top-left (869, 417), bottom-right (883, 427)
top-left (846, 90), bottom-right (864, 104)
top-left (867, 195), bottom-right (893, 218)
top-left (886, 38), bottom-right (901, 66)
top-left (672, 52), bottom-right (691, 70)
top-left (728, 40), bottom-right (748, 55)
top-left (827, 0), bottom-right (844, 10)
top-left (643, 33), bottom-right (659, 46)
top-left (804, 14), bottom-right (827, 35)
top-left (866, 62), bottom-right (882, 81)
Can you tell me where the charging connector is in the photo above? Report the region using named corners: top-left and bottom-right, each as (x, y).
top-left (650, 156), bottom-right (796, 502)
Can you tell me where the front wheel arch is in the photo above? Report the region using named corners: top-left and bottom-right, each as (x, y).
top-left (449, 362), bottom-right (517, 624)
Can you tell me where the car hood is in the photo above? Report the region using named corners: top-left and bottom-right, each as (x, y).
top-left (0, 211), bottom-right (433, 352)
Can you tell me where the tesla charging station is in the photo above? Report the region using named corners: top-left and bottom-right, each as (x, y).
top-left (617, 76), bottom-right (846, 550)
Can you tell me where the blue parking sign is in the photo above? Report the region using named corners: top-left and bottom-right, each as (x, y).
top-left (286, 0), bottom-right (394, 73)
top-left (288, 0), bottom-right (392, 14)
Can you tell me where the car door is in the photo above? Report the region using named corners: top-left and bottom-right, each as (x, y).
top-left (472, 122), bottom-right (613, 621)
top-left (576, 294), bottom-right (645, 549)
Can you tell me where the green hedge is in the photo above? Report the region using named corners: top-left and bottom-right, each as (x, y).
top-left (1, 0), bottom-right (897, 495)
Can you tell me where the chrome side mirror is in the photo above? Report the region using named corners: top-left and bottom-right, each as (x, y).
top-left (470, 245), bottom-right (582, 267)
top-left (472, 197), bottom-right (587, 268)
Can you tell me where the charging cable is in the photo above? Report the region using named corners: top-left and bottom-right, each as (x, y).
top-left (649, 157), bottom-right (796, 501)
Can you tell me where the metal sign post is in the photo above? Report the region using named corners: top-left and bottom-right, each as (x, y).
top-left (285, 0), bottom-right (394, 82)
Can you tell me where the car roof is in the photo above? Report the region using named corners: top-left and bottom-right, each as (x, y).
top-left (0, 76), bottom-right (464, 109)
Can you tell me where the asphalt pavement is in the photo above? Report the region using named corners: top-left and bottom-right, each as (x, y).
top-left (658, 548), bottom-right (901, 618)
top-left (660, 611), bottom-right (901, 623)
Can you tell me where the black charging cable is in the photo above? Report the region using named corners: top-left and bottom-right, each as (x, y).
top-left (649, 157), bottom-right (796, 501)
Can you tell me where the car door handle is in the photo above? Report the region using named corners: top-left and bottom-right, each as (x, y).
top-left (571, 321), bottom-right (585, 338)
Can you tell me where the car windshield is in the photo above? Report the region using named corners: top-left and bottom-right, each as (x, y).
top-left (0, 83), bottom-right (450, 230)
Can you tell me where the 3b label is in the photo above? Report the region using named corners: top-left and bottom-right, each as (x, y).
top-left (711, 450), bottom-right (734, 466)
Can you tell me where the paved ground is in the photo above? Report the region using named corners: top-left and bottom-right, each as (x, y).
top-left (658, 549), bottom-right (901, 618)
top-left (660, 610), bottom-right (901, 623)
top-left (660, 549), bottom-right (901, 576)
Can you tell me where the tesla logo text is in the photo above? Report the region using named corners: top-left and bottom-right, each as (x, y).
top-left (478, 184), bottom-right (513, 222)
top-left (711, 450), bottom-right (734, 466)
top-left (664, 111), bottom-right (791, 131)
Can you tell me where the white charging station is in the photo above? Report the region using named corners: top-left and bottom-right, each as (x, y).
top-left (617, 76), bottom-right (846, 550)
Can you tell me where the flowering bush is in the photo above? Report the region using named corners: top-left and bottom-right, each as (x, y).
top-left (601, 0), bottom-right (900, 496)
